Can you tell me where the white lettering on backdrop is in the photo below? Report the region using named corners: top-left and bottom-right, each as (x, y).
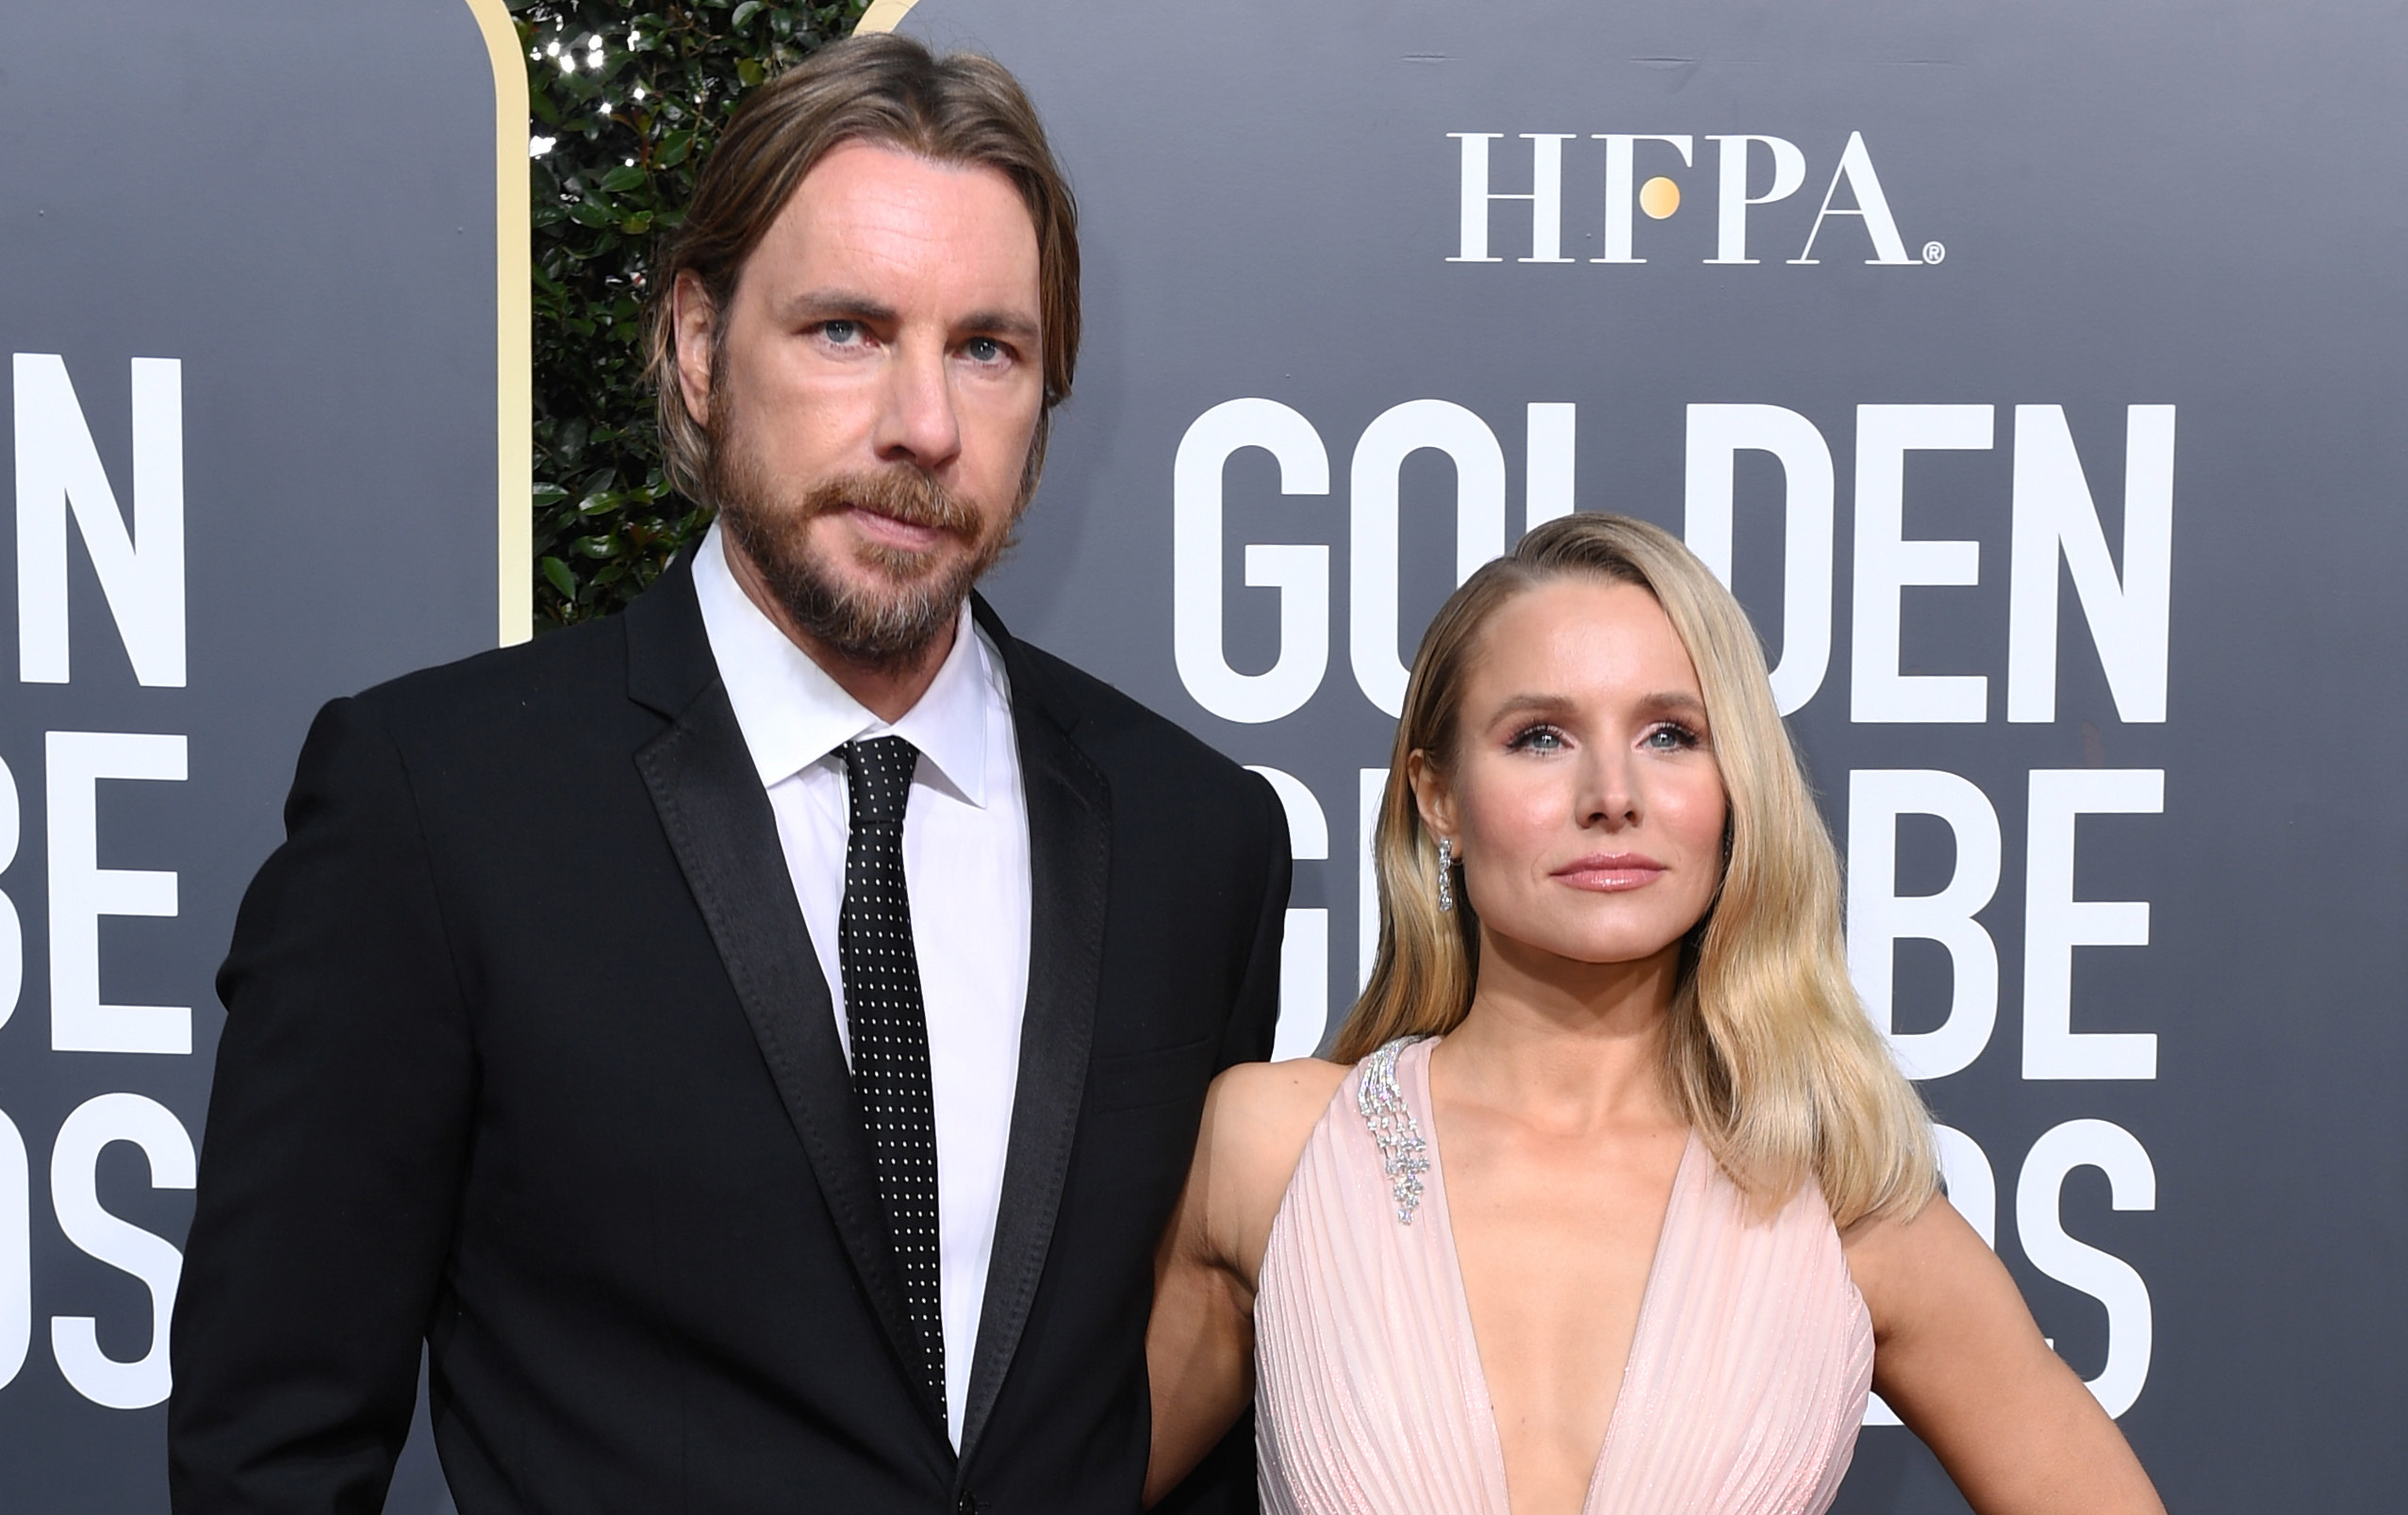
top-left (0, 354), bottom-right (196, 1410)
top-left (1447, 129), bottom-right (1930, 268)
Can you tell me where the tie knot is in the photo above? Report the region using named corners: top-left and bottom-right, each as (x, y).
top-left (842, 736), bottom-right (919, 826)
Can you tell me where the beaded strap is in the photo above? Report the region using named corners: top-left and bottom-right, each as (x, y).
top-left (1357, 1037), bottom-right (1434, 1225)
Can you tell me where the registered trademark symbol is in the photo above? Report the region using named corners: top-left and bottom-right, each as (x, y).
top-left (1921, 240), bottom-right (1947, 265)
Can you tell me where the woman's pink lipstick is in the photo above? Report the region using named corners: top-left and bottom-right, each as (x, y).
top-left (1551, 852), bottom-right (1666, 892)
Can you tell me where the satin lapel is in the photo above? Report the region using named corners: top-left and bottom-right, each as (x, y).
top-left (959, 618), bottom-right (1113, 1462)
top-left (632, 668), bottom-right (939, 1431)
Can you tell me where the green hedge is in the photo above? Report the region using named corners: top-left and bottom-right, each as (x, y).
top-left (512, 0), bottom-right (870, 632)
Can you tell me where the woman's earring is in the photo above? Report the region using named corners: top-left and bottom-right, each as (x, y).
top-left (1436, 836), bottom-right (1456, 914)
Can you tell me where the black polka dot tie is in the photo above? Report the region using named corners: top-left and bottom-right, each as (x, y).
top-left (839, 736), bottom-right (946, 1424)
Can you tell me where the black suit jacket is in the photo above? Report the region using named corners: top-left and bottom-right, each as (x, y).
top-left (169, 560), bottom-right (1289, 1514)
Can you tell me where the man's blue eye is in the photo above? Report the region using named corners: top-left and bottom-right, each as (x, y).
top-left (965, 337), bottom-right (1003, 362)
top-left (821, 321), bottom-right (861, 344)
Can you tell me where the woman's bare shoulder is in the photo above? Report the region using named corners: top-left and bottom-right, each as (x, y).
top-left (1839, 1189), bottom-right (2005, 1336)
top-left (1195, 1058), bottom-right (1353, 1278)
top-left (1204, 1059), bottom-right (1352, 1184)
top-left (1210, 1056), bottom-right (1352, 1130)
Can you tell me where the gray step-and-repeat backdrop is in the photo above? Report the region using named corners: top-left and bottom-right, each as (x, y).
top-left (0, 1), bottom-right (520, 1507)
top-left (3, 0), bottom-right (2400, 1508)
top-left (898, 1), bottom-right (2405, 1509)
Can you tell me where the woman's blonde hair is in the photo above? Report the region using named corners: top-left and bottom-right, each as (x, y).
top-left (1331, 513), bottom-right (1936, 1227)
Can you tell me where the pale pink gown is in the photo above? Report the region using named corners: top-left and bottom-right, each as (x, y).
top-left (1254, 1037), bottom-right (1873, 1515)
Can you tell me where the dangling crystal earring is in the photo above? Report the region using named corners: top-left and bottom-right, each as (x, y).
top-left (1436, 836), bottom-right (1456, 913)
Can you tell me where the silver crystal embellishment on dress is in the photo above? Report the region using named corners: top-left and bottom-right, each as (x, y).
top-left (1358, 1037), bottom-right (1433, 1225)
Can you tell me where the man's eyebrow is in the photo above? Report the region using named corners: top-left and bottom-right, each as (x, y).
top-left (774, 288), bottom-right (899, 326)
top-left (767, 289), bottom-right (1040, 344)
top-left (958, 308), bottom-right (1042, 342)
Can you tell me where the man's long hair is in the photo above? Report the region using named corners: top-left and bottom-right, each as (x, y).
top-left (643, 33), bottom-right (1080, 505)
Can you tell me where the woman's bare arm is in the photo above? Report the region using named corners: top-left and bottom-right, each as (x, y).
top-left (1845, 1194), bottom-right (2165, 1515)
top-left (1144, 1097), bottom-right (1253, 1506)
top-left (1144, 1059), bottom-right (1348, 1507)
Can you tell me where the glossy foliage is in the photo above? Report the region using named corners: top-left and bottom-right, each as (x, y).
top-left (515, 0), bottom-right (867, 630)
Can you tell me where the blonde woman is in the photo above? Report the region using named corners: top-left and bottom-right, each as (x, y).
top-left (1145, 515), bottom-right (2165, 1515)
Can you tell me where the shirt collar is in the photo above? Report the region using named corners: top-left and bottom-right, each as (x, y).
top-left (690, 519), bottom-right (1000, 806)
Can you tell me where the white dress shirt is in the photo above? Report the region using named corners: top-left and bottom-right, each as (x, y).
top-left (692, 520), bottom-right (1031, 1443)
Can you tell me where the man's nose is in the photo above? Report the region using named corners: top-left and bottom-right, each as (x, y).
top-left (873, 335), bottom-right (963, 470)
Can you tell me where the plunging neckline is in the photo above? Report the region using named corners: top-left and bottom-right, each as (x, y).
top-left (1410, 1038), bottom-right (1701, 1515)
top-left (1250, 1036), bottom-right (1876, 1515)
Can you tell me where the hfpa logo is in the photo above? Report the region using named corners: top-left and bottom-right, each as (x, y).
top-left (1445, 132), bottom-right (1945, 267)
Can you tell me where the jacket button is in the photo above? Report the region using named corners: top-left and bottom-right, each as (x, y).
top-left (956, 1496), bottom-right (979, 1515)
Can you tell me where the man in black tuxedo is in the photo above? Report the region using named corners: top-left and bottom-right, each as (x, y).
top-left (169, 35), bottom-right (1286, 1514)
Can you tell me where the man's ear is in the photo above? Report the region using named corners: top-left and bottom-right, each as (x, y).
top-left (672, 270), bottom-right (717, 426)
top-left (1406, 749), bottom-right (1460, 852)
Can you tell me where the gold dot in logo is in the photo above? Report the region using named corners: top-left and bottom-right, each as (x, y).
top-left (1639, 175), bottom-right (1680, 220)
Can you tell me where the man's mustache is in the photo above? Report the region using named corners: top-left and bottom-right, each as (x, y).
top-left (799, 468), bottom-right (983, 542)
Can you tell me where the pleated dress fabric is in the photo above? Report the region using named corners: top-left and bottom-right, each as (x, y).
top-left (1254, 1037), bottom-right (1874, 1515)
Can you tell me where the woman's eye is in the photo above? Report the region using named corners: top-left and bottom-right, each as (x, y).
top-left (1642, 722), bottom-right (1702, 751)
top-left (1507, 724), bottom-right (1567, 753)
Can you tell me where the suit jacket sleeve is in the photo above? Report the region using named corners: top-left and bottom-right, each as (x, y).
top-left (170, 696), bottom-right (476, 1514)
top-left (1216, 771), bottom-right (1292, 1071)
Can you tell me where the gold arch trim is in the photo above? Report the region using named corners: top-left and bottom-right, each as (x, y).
top-left (462, 0), bottom-right (913, 646)
top-left (465, 0), bottom-right (536, 645)
top-left (856, 0), bottom-right (923, 35)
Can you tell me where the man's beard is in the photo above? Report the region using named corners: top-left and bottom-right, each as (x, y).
top-left (706, 416), bottom-right (1025, 676)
